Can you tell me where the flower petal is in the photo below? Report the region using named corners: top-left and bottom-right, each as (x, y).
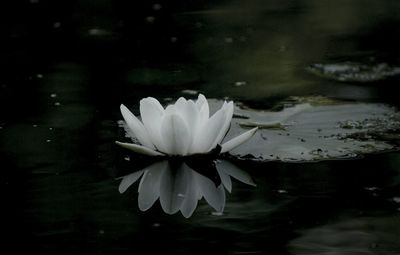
top-left (138, 161), bottom-right (167, 211)
top-left (174, 99), bottom-right (200, 154)
top-left (195, 94), bottom-right (207, 110)
top-left (120, 104), bottom-right (155, 149)
top-left (196, 94), bottom-right (209, 126)
top-left (118, 170), bottom-right (145, 193)
top-left (115, 141), bottom-right (164, 156)
top-left (209, 101), bottom-right (234, 150)
top-left (193, 171), bottom-right (225, 212)
top-left (175, 98), bottom-right (198, 136)
top-left (159, 164), bottom-right (186, 215)
top-left (140, 97), bottom-right (166, 152)
top-left (180, 164), bottom-right (198, 218)
top-left (160, 113), bottom-right (191, 155)
top-left (217, 161), bottom-right (256, 187)
top-left (192, 103), bottom-right (229, 153)
top-left (216, 167), bottom-right (232, 193)
top-left (220, 127), bottom-right (258, 153)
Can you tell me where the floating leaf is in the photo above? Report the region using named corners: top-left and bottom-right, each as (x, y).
top-left (306, 62), bottom-right (400, 83)
top-left (213, 97), bottom-right (400, 162)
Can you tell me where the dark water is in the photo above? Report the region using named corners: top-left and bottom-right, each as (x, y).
top-left (1, 0), bottom-right (400, 254)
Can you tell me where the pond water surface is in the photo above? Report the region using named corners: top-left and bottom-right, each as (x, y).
top-left (1, 0), bottom-right (400, 254)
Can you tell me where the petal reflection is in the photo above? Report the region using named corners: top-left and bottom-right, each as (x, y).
top-left (160, 164), bottom-right (187, 214)
top-left (217, 160), bottom-right (256, 187)
top-left (138, 161), bottom-right (168, 211)
top-left (118, 170), bottom-right (145, 194)
top-left (117, 160), bottom-right (255, 218)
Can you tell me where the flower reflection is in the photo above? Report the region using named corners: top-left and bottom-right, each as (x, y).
top-left (116, 94), bottom-right (257, 156)
top-left (118, 160), bottom-right (255, 218)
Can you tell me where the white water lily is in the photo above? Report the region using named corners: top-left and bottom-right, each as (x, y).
top-left (116, 94), bottom-right (257, 156)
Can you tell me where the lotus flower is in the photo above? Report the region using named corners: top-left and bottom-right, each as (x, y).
top-left (118, 160), bottom-right (256, 218)
top-left (116, 94), bottom-right (257, 156)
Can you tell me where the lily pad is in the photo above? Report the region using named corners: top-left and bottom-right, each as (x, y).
top-left (306, 62), bottom-right (400, 83)
top-left (214, 97), bottom-right (400, 162)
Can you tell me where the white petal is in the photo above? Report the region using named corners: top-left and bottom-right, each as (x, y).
top-left (120, 104), bottom-right (155, 149)
top-left (175, 98), bottom-right (198, 135)
top-left (140, 97), bottom-right (166, 152)
top-left (138, 161), bottom-right (167, 211)
top-left (193, 171), bottom-right (225, 212)
top-left (220, 127), bottom-right (258, 153)
top-left (216, 167), bottom-right (232, 193)
top-left (165, 104), bottom-right (175, 114)
top-left (159, 164), bottom-right (186, 215)
top-left (115, 141), bottom-right (164, 156)
top-left (196, 94), bottom-right (210, 126)
top-left (195, 94), bottom-right (208, 111)
top-left (209, 101), bottom-right (234, 150)
top-left (186, 94), bottom-right (210, 154)
top-left (216, 185), bottom-right (226, 213)
top-left (160, 113), bottom-right (191, 155)
top-left (192, 103), bottom-right (229, 153)
top-left (217, 161), bottom-right (256, 187)
top-left (118, 170), bottom-right (145, 193)
top-left (180, 164), bottom-right (198, 218)
top-left (173, 99), bottom-right (200, 154)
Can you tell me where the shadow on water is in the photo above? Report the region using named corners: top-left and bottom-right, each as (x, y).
top-left (1, 0), bottom-right (400, 254)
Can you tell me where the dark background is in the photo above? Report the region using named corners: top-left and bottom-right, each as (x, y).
top-left (1, 0), bottom-right (400, 254)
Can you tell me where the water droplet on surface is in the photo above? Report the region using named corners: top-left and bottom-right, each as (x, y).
top-left (211, 211), bottom-right (224, 216)
top-left (36, 74), bottom-right (43, 79)
top-left (54, 102), bottom-right (61, 106)
top-left (124, 156), bottom-right (130, 161)
top-left (49, 127), bottom-right (53, 131)
top-left (239, 36), bottom-right (247, 42)
top-left (234, 81), bottom-right (247, 87)
top-left (46, 139), bottom-right (51, 143)
top-left (170, 37), bottom-right (178, 43)
top-left (117, 120), bottom-right (125, 127)
top-left (224, 37), bottom-right (233, 43)
top-left (152, 3), bottom-right (162, 11)
top-left (33, 124), bottom-right (38, 128)
top-left (181, 89), bottom-right (198, 95)
top-left (393, 197), bottom-right (400, 203)
top-left (145, 16), bottom-right (156, 23)
top-left (279, 45), bottom-right (287, 52)
top-left (53, 22), bottom-right (61, 28)
top-left (99, 230), bottom-right (105, 235)
top-left (277, 189), bottom-right (288, 194)
top-left (152, 223), bottom-right (161, 228)
top-left (88, 28), bottom-right (111, 36)
top-left (50, 93), bottom-right (57, 98)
